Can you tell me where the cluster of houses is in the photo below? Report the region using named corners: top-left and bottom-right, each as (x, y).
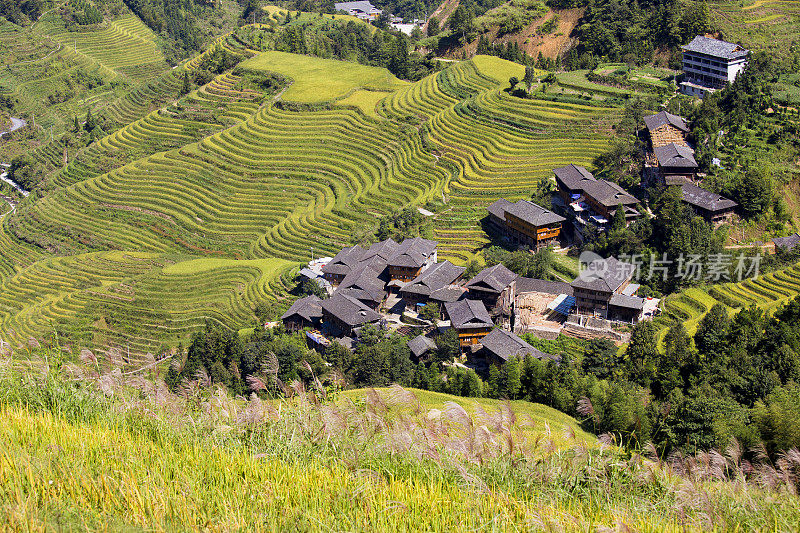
top-left (334, 1), bottom-right (423, 34)
top-left (281, 233), bottom-right (656, 366)
top-left (276, 35), bottom-right (763, 367)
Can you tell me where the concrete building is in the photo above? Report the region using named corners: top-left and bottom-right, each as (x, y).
top-left (487, 198), bottom-right (564, 249)
top-left (680, 36), bottom-right (749, 97)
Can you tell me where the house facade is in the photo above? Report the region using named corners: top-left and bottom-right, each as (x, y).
top-left (571, 257), bottom-right (645, 323)
top-left (464, 263), bottom-right (517, 318)
top-left (679, 183), bottom-right (737, 225)
top-left (680, 36), bottom-right (750, 97)
top-left (444, 299), bottom-right (494, 347)
top-left (553, 164), bottom-right (641, 231)
top-left (387, 237), bottom-right (437, 283)
top-left (280, 295), bottom-right (323, 332)
top-left (487, 198), bottom-right (564, 249)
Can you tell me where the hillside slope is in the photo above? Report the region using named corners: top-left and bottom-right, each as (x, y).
top-left (0, 48), bottom-right (618, 352)
top-left (2, 375), bottom-right (799, 531)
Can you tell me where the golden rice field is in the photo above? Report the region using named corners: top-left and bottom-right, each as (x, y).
top-left (1, 42), bottom-right (618, 351)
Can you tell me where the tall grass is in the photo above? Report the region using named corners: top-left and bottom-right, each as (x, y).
top-left (1, 348), bottom-right (800, 531)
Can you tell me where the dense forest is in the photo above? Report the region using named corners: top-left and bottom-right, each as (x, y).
top-left (170, 289), bottom-right (800, 459)
top-left (0, 0), bottom-right (43, 25)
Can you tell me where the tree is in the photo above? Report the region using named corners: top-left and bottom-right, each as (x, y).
top-left (523, 65), bottom-right (535, 91)
top-left (463, 369), bottom-right (483, 397)
top-left (448, 5), bottom-right (473, 43)
top-left (656, 323), bottom-right (693, 397)
top-left (426, 16), bottom-right (440, 37)
top-left (530, 177), bottom-right (555, 208)
top-left (487, 364), bottom-right (501, 398)
top-left (504, 356), bottom-right (521, 399)
top-left (299, 278), bottom-right (327, 299)
top-left (182, 72), bottom-right (191, 95)
top-left (753, 383), bottom-right (800, 454)
top-left (625, 321), bottom-right (658, 387)
top-left (84, 108), bottom-right (96, 132)
top-left (611, 203), bottom-right (626, 232)
top-left (582, 338), bottom-right (619, 380)
top-left (735, 162), bottom-right (773, 219)
top-left (434, 328), bottom-right (459, 364)
top-left (418, 302), bottom-right (440, 323)
top-left (508, 76), bottom-right (519, 90)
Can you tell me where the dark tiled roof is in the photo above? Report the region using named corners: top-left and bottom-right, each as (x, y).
top-left (773, 233), bottom-right (800, 251)
top-left (553, 164), bottom-right (639, 208)
top-left (515, 278), bottom-right (574, 296)
top-left (400, 261), bottom-right (465, 297)
top-left (321, 293), bottom-right (382, 326)
top-left (338, 264), bottom-right (385, 303)
top-left (322, 245), bottom-right (365, 276)
top-left (430, 285), bottom-right (468, 303)
top-left (553, 164), bottom-right (596, 189)
top-left (407, 334), bottom-right (437, 358)
top-left (334, 1), bottom-right (380, 13)
top-left (504, 199), bottom-right (565, 227)
top-left (682, 36), bottom-right (749, 60)
top-left (571, 257), bottom-right (636, 293)
top-left (680, 183), bottom-right (737, 212)
top-left (643, 111), bottom-right (689, 133)
top-left (281, 295), bottom-right (323, 322)
top-left (488, 198), bottom-right (513, 220)
top-left (480, 329), bottom-right (560, 363)
top-left (609, 294), bottom-right (645, 310)
top-left (388, 237), bottom-right (437, 268)
top-left (465, 264), bottom-right (518, 294)
top-left (444, 299), bottom-right (494, 330)
top-left (361, 238), bottom-right (398, 263)
top-left (585, 180), bottom-right (640, 207)
top-left (654, 143), bottom-right (698, 169)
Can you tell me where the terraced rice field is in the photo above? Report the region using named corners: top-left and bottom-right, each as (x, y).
top-left (0, 11), bottom-right (171, 138)
top-left (709, 0), bottom-right (800, 59)
top-left (33, 13), bottom-right (166, 81)
top-left (1, 52), bottom-right (617, 349)
top-left (0, 250), bottom-right (293, 357)
top-left (239, 51), bottom-right (408, 102)
top-left (657, 263), bottom-right (800, 345)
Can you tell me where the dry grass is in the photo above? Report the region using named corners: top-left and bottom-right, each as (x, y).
top-left (1, 344), bottom-right (800, 531)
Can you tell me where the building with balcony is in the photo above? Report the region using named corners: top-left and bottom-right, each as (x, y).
top-left (487, 198), bottom-right (564, 249)
top-left (553, 164), bottom-right (641, 231)
top-left (680, 36), bottom-right (749, 97)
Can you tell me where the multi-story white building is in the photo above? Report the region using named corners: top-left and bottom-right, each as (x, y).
top-left (680, 36), bottom-right (749, 97)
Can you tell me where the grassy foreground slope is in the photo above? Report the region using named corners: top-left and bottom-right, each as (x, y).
top-left (2, 373), bottom-right (799, 532)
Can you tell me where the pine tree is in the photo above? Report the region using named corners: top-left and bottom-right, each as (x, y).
top-left (487, 364), bottom-right (501, 398)
top-left (504, 357), bottom-right (521, 399)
